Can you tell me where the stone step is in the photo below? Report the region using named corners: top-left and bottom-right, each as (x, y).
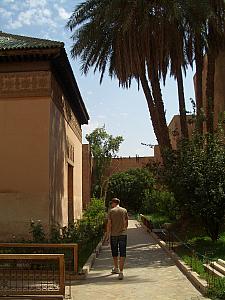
top-left (203, 263), bottom-right (224, 277)
top-left (217, 258), bottom-right (225, 268)
top-left (210, 261), bottom-right (225, 276)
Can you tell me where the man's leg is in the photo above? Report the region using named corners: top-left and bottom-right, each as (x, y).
top-left (110, 236), bottom-right (119, 273)
top-left (118, 235), bottom-right (127, 279)
top-left (113, 256), bottom-right (119, 269)
top-left (119, 256), bottom-right (125, 272)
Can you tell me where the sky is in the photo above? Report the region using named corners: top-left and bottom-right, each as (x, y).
top-left (0, 0), bottom-right (196, 157)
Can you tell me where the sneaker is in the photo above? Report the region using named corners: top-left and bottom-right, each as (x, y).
top-left (111, 267), bottom-right (119, 274)
top-left (118, 272), bottom-right (124, 280)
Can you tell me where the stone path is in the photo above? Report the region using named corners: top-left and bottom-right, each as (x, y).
top-left (71, 219), bottom-right (209, 300)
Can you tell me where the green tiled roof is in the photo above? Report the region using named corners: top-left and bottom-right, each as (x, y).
top-left (0, 31), bottom-right (64, 50)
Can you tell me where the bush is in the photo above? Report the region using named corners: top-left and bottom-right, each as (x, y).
top-left (149, 190), bottom-right (178, 219)
top-left (83, 198), bottom-right (106, 224)
top-left (30, 220), bottom-right (46, 243)
top-left (162, 132), bottom-right (225, 241)
top-left (107, 168), bottom-right (155, 212)
top-left (49, 198), bottom-right (106, 243)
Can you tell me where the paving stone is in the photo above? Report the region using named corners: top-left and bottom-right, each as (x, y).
top-left (71, 219), bottom-right (210, 300)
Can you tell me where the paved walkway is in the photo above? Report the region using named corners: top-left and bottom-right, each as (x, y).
top-left (71, 219), bottom-right (209, 300)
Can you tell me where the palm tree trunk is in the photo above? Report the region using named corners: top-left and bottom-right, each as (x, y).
top-left (149, 65), bottom-right (171, 150)
top-left (206, 51), bottom-right (215, 134)
top-left (140, 73), bottom-right (171, 164)
top-left (140, 74), bottom-right (161, 144)
top-left (177, 67), bottom-right (189, 139)
top-left (206, 24), bottom-right (216, 134)
top-left (195, 37), bottom-right (204, 134)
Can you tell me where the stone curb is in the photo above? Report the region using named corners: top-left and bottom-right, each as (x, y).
top-left (78, 236), bottom-right (105, 279)
top-left (140, 222), bottom-right (208, 296)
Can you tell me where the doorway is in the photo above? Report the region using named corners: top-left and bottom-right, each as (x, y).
top-left (68, 164), bottom-right (74, 224)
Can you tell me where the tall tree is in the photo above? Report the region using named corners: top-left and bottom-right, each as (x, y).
top-left (86, 126), bottom-right (123, 199)
top-left (67, 0), bottom-right (173, 163)
top-left (205, 0), bottom-right (225, 134)
top-left (181, 0), bottom-right (225, 134)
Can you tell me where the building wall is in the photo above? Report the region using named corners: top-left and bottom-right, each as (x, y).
top-left (168, 115), bottom-right (195, 150)
top-left (201, 51), bottom-right (225, 128)
top-left (0, 67), bottom-right (83, 240)
top-left (108, 156), bottom-right (154, 176)
top-left (49, 75), bottom-right (83, 227)
top-left (0, 96), bottom-right (50, 240)
top-left (82, 144), bottom-right (91, 209)
top-left (81, 145), bottom-right (154, 206)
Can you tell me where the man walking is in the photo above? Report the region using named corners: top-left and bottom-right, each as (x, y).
top-left (106, 198), bottom-right (128, 280)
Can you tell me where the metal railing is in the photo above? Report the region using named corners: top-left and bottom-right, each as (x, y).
top-left (139, 214), bottom-right (153, 231)
top-left (0, 254), bottom-right (65, 298)
top-left (0, 243), bottom-right (78, 274)
top-left (140, 214), bottom-right (225, 298)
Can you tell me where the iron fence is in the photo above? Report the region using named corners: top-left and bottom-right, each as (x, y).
top-left (0, 243), bottom-right (78, 274)
top-left (0, 254), bottom-right (65, 297)
top-left (140, 214), bottom-right (225, 298)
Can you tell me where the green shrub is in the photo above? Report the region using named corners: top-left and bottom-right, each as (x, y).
top-left (29, 220), bottom-right (46, 243)
top-left (107, 168), bottom-right (155, 212)
top-left (83, 198), bottom-right (106, 223)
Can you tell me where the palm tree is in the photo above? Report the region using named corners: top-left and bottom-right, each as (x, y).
top-left (205, 0), bottom-right (225, 134)
top-left (67, 0), bottom-right (173, 163)
top-left (67, 0), bottom-right (225, 160)
top-left (181, 0), bottom-right (209, 134)
top-left (182, 0), bottom-right (225, 134)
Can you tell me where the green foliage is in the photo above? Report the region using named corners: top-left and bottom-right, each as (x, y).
top-left (83, 198), bottom-right (106, 224)
top-left (49, 224), bottom-right (61, 243)
top-left (29, 220), bottom-right (46, 243)
top-left (144, 213), bottom-right (172, 228)
top-left (142, 190), bottom-right (178, 219)
top-left (162, 130), bottom-right (225, 241)
top-left (86, 126), bottom-right (123, 198)
top-left (49, 198), bottom-right (106, 244)
top-left (107, 168), bottom-right (155, 212)
top-left (176, 233), bottom-right (225, 300)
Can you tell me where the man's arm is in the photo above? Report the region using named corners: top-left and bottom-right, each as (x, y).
top-left (124, 212), bottom-right (128, 229)
top-left (106, 218), bottom-right (111, 241)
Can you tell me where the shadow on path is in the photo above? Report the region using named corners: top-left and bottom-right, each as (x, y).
top-left (71, 219), bottom-right (208, 300)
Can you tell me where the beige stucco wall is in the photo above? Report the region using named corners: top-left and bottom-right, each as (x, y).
top-left (0, 96), bottom-right (50, 240)
top-left (49, 76), bottom-right (83, 227)
top-left (66, 123), bottom-right (83, 222)
top-left (212, 51), bottom-right (225, 126)
top-left (82, 144), bottom-right (91, 209)
top-left (0, 68), bottom-right (84, 240)
top-left (200, 51), bottom-right (225, 130)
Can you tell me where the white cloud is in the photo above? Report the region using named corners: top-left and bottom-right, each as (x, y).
top-left (82, 119), bottom-right (105, 136)
top-left (54, 4), bottom-right (70, 20)
top-left (27, 0), bottom-right (47, 8)
top-left (120, 112), bottom-right (128, 117)
top-left (0, 7), bottom-right (12, 18)
top-left (2, 0), bottom-right (57, 30)
top-left (97, 115), bottom-right (106, 119)
top-left (6, 5), bottom-right (56, 29)
top-left (3, 0), bottom-right (15, 3)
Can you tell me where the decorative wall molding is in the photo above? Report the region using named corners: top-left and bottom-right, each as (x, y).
top-left (0, 71), bottom-right (51, 97)
top-left (51, 76), bottom-right (82, 142)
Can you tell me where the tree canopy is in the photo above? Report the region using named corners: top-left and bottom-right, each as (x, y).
top-left (86, 126), bottom-right (123, 198)
top-left (67, 0), bottom-right (225, 163)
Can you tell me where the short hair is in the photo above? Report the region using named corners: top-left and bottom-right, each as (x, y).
top-left (111, 198), bottom-right (120, 205)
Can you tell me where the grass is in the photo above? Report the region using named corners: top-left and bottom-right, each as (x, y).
top-left (78, 236), bottom-right (101, 272)
top-left (144, 213), bottom-right (172, 228)
top-left (173, 231), bottom-right (225, 299)
top-left (142, 213), bottom-right (225, 299)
